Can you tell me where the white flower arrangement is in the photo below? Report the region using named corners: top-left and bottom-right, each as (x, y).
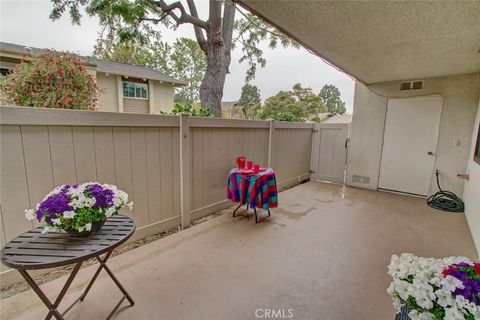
top-left (387, 253), bottom-right (480, 320)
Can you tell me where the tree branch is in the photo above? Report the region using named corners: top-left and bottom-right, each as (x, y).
top-left (222, 0), bottom-right (236, 53)
top-left (233, 21), bottom-right (252, 44)
top-left (235, 7), bottom-right (284, 38)
top-left (186, 0), bottom-right (207, 53)
top-left (154, 0), bottom-right (208, 30)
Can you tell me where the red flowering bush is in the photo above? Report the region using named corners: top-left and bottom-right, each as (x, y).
top-left (0, 50), bottom-right (97, 110)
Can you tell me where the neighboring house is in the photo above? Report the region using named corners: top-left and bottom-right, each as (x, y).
top-left (0, 42), bottom-right (186, 114)
top-left (321, 114), bottom-right (352, 124)
top-left (238, 1), bottom-right (480, 253)
top-left (221, 101), bottom-right (245, 119)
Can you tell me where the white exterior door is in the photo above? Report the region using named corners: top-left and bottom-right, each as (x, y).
top-left (378, 95), bottom-right (442, 196)
top-left (310, 123), bottom-right (349, 184)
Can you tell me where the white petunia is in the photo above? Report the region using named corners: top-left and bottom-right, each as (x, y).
top-left (127, 201), bottom-right (134, 210)
top-left (84, 198), bottom-right (95, 208)
top-left (441, 275), bottom-right (464, 292)
top-left (42, 225), bottom-right (58, 233)
top-left (105, 207), bottom-right (116, 218)
top-left (418, 313), bottom-right (434, 320)
top-left (408, 310), bottom-right (434, 320)
top-left (387, 282), bottom-right (395, 295)
top-left (428, 276), bottom-right (442, 287)
top-left (415, 292), bottom-right (434, 310)
top-left (24, 209), bottom-right (36, 221)
top-left (388, 254), bottom-right (477, 320)
top-left (63, 211), bottom-right (76, 219)
top-left (392, 298), bottom-right (403, 312)
top-left (444, 307), bottom-right (465, 320)
top-left (51, 218), bottom-right (62, 226)
top-left (85, 223), bottom-right (92, 231)
top-left (394, 280), bottom-right (411, 301)
top-left (435, 288), bottom-right (454, 307)
top-left (455, 295), bottom-right (478, 314)
top-left (408, 310), bottom-right (420, 320)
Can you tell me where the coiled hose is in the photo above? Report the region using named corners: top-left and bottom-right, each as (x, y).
top-left (427, 170), bottom-right (464, 213)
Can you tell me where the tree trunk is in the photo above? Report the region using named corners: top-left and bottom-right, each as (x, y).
top-left (198, 0), bottom-right (235, 117)
top-left (199, 46), bottom-right (227, 117)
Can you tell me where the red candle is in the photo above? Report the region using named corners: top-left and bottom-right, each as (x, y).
top-left (247, 161), bottom-right (253, 169)
top-left (253, 164), bottom-right (260, 174)
top-left (237, 156), bottom-right (246, 169)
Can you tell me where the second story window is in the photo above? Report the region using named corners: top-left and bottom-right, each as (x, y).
top-left (123, 81), bottom-right (148, 99)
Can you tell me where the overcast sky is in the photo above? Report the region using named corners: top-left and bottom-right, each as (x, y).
top-left (0, 0), bottom-right (355, 112)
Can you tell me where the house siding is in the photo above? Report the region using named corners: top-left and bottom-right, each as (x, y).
top-left (123, 98), bottom-right (149, 113)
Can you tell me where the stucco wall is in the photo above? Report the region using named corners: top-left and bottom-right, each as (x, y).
top-left (150, 81), bottom-right (175, 114)
top-left (347, 73), bottom-right (480, 196)
top-left (346, 82), bottom-right (387, 190)
top-left (463, 98), bottom-right (480, 257)
top-left (96, 73), bottom-right (119, 112)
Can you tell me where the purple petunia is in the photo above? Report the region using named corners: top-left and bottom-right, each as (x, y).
top-left (36, 185), bottom-right (73, 223)
top-left (88, 183), bottom-right (114, 208)
top-left (445, 263), bottom-right (480, 305)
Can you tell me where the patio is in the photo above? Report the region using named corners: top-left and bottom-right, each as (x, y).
top-left (1, 181), bottom-right (476, 320)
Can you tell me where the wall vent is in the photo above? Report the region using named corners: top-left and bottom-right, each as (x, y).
top-left (352, 175), bottom-right (371, 184)
top-left (400, 80), bottom-right (424, 90)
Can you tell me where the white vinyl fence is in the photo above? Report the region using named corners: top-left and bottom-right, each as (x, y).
top-left (0, 106), bottom-right (313, 284)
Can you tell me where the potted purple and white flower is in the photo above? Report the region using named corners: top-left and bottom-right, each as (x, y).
top-left (24, 182), bottom-right (133, 236)
top-left (387, 253), bottom-right (480, 320)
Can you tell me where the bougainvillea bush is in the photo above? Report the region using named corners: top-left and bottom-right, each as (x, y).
top-left (24, 183), bottom-right (133, 233)
top-left (387, 253), bottom-right (480, 320)
top-left (0, 50), bottom-right (97, 110)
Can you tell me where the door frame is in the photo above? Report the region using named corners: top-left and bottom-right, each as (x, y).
top-left (377, 94), bottom-right (443, 196)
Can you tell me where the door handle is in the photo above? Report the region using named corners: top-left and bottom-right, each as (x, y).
top-left (427, 151), bottom-right (434, 156)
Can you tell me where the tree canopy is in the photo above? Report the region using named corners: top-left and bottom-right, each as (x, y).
top-left (95, 35), bottom-right (206, 103)
top-left (260, 83), bottom-right (327, 122)
top-left (238, 82), bottom-right (261, 119)
top-left (319, 84), bottom-right (347, 115)
top-left (50, 0), bottom-right (298, 116)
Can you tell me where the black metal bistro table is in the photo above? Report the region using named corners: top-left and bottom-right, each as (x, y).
top-left (1, 215), bottom-right (135, 320)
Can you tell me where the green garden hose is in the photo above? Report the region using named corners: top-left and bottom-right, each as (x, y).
top-left (427, 170), bottom-right (464, 213)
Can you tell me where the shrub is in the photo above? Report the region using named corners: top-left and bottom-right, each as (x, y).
top-left (160, 101), bottom-right (214, 117)
top-left (0, 50), bottom-right (98, 110)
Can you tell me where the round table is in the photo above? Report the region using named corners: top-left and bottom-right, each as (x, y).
top-left (1, 214), bottom-right (135, 320)
top-left (227, 168), bottom-right (278, 223)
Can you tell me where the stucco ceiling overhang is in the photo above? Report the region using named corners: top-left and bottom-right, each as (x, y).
top-left (236, 0), bottom-right (480, 84)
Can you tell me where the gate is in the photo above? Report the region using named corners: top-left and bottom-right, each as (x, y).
top-left (310, 123), bottom-right (349, 184)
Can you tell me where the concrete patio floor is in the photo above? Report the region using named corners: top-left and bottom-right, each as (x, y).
top-left (1, 181), bottom-right (477, 320)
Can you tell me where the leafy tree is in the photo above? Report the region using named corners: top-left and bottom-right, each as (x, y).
top-left (319, 84), bottom-right (347, 115)
top-left (238, 82), bottom-right (261, 119)
top-left (95, 36), bottom-right (206, 103)
top-left (50, 0), bottom-right (298, 117)
top-left (259, 83), bottom-right (326, 122)
top-left (0, 50), bottom-right (97, 110)
top-left (160, 100), bottom-right (214, 117)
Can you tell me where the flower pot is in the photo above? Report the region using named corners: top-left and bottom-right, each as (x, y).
top-left (395, 306), bottom-right (411, 320)
top-left (66, 220), bottom-right (105, 237)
